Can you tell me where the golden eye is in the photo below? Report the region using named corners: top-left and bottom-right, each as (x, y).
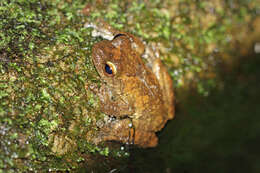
top-left (105, 61), bottom-right (117, 75)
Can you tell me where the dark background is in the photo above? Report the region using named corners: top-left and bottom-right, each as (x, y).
top-left (127, 50), bottom-right (260, 173)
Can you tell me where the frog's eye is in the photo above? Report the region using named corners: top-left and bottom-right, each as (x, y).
top-left (105, 61), bottom-right (117, 75)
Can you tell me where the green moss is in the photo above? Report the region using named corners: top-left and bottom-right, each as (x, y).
top-left (0, 0), bottom-right (257, 171)
top-left (0, 0), bottom-right (110, 171)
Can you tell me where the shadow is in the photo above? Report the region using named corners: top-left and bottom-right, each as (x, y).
top-left (126, 51), bottom-right (260, 173)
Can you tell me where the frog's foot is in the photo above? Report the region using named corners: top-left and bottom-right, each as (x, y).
top-left (90, 118), bottom-right (133, 145)
top-left (90, 118), bottom-right (158, 148)
top-left (133, 130), bottom-right (158, 148)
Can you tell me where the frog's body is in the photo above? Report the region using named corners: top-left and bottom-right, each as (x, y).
top-left (87, 22), bottom-right (174, 147)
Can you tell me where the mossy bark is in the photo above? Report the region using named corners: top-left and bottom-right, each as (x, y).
top-left (0, 0), bottom-right (257, 171)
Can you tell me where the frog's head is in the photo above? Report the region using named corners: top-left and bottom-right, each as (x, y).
top-left (91, 33), bottom-right (145, 84)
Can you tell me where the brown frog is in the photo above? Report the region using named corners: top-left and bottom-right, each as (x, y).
top-left (86, 23), bottom-right (174, 147)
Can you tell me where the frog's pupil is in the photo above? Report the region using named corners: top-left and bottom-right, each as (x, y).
top-left (105, 64), bottom-right (113, 74)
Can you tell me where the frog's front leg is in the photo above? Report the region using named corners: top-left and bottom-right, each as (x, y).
top-left (88, 83), bottom-right (134, 117)
top-left (101, 87), bottom-right (132, 117)
top-left (91, 118), bottom-right (158, 147)
top-left (91, 118), bottom-right (134, 145)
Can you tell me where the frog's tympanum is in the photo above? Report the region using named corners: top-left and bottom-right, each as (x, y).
top-left (87, 24), bottom-right (174, 147)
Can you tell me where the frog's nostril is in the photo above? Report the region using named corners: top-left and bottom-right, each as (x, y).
top-left (105, 61), bottom-right (117, 75)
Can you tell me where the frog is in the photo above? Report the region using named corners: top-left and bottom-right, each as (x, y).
top-left (85, 21), bottom-right (174, 147)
